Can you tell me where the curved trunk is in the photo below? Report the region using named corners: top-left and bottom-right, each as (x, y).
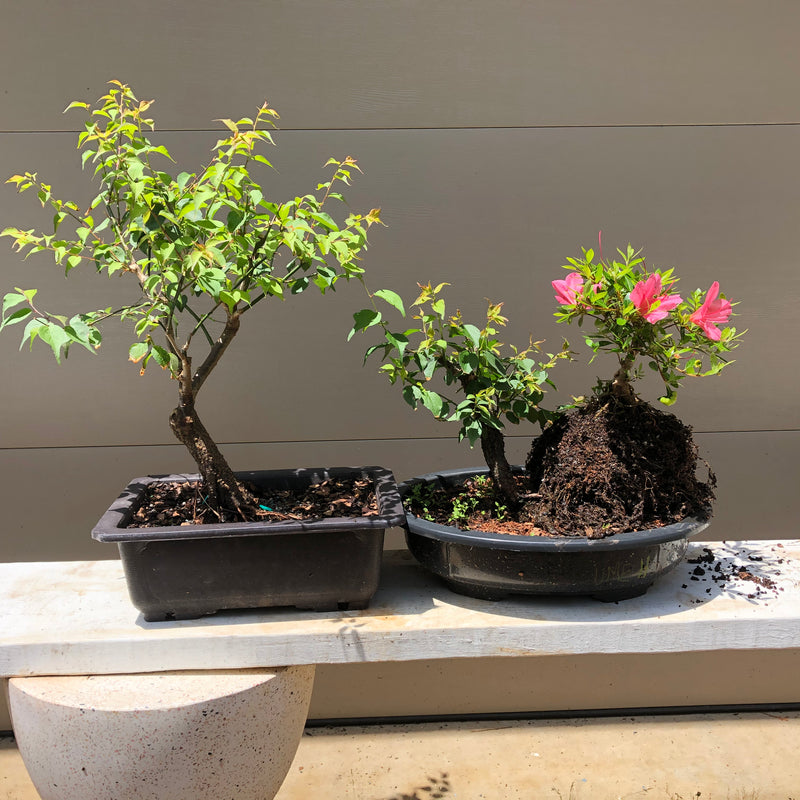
top-left (169, 399), bottom-right (257, 517)
top-left (610, 358), bottom-right (637, 404)
top-left (480, 425), bottom-right (518, 504)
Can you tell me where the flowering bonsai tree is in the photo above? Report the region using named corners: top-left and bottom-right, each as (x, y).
top-left (350, 281), bottom-right (568, 504)
top-left (550, 240), bottom-right (743, 406)
top-left (525, 239), bottom-right (745, 536)
top-left (1, 81), bottom-right (381, 520)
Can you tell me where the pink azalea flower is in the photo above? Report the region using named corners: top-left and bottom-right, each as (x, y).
top-left (689, 281), bottom-right (732, 341)
top-left (630, 273), bottom-right (682, 323)
top-left (552, 272), bottom-right (584, 306)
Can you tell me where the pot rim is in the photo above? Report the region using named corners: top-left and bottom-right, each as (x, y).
top-left (93, 466), bottom-right (406, 543)
top-left (400, 466), bottom-right (711, 552)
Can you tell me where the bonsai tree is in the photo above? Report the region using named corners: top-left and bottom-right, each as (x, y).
top-left (1, 81), bottom-right (381, 520)
top-left (550, 240), bottom-right (743, 407)
top-left (353, 239), bottom-right (744, 538)
top-left (350, 281), bottom-right (569, 504)
top-left (525, 239), bottom-right (745, 536)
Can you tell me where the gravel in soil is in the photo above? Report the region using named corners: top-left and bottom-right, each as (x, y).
top-left (129, 477), bottom-right (379, 528)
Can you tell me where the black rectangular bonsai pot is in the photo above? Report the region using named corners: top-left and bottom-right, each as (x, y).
top-left (92, 466), bottom-right (405, 621)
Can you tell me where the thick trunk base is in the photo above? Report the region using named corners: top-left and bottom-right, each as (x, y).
top-left (480, 427), bottom-right (518, 504)
top-left (169, 403), bottom-right (258, 519)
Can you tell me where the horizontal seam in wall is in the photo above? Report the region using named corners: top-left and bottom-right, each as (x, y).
top-left (0, 429), bottom-right (797, 453)
top-left (2, 122), bottom-right (800, 135)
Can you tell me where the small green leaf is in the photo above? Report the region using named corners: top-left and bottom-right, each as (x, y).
top-left (420, 390), bottom-right (444, 417)
top-left (402, 384), bottom-right (419, 409)
top-left (458, 351), bottom-right (479, 374)
top-left (310, 211), bottom-right (337, 231)
top-left (38, 323), bottom-right (70, 363)
top-left (347, 308), bottom-right (381, 340)
top-left (128, 342), bottom-right (149, 363)
top-left (462, 324), bottom-right (481, 348)
top-left (384, 331), bottom-right (409, 357)
top-left (151, 344), bottom-right (179, 374)
top-left (373, 289), bottom-right (406, 317)
top-left (0, 307), bottom-right (32, 329)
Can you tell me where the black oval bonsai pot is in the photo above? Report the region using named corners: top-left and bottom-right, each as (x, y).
top-left (93, 466), bottom-right (405, 621)
top-left (400, 467), bottom-right (710, 602)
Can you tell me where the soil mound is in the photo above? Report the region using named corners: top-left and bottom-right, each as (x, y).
top-left (524, 397), bottom-right (715, 537)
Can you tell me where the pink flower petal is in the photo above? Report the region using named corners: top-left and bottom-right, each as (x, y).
top-left (690, 282), bottom-right (732, 339)
top-left (553, 272), bottom-right (584, 305)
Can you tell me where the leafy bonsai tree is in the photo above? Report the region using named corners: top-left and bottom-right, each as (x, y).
top-left (350, 281), bottom-right (569, 504)
top-left (1, 81), bottom-right (381, 519)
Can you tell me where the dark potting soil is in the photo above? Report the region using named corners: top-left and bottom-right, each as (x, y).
top-left (128, 477), bottom-right (379, 528)
top-left (524, 397), bottom-right (716, 537)
top-left (405, 397), bottom-right (716, 539)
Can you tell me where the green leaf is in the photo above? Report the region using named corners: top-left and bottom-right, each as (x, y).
top-left (458, 351), bottom-right (479, 374)
top-left (347, 308), bottom-right (381, 340)
top-left (0, 307), bottom-right (32, 329)
top-left (2, 292), bottom-right (27, 318)
top-left (420, 390), bottom-right (444, 417)
top-left (38, 323), bottom-right (70, 363)
top-left (384, 331), bottom-right (409, 357)
top-left (151, 344), bottom-right (179, 374)
top-left (128, 342), bottom-right (149, 364)
top-left (402, 384), bottom-right (420, 409)
top-left (462, 324), bottom-right (481, 348)
top-left (310, 211), bottom-right (337, 231)
top-left (373, 289), bottom-right (406, 317)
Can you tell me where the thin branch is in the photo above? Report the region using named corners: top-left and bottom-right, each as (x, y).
top-left (190, 312), bottom-right (241, 396)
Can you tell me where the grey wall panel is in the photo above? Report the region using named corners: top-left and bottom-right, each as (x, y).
top-left (1, 126), bottom-right (798, 450)
top-left (2, 1), bottom-right (800, 131)
top-left (0, 431), bottom-right (796, 564)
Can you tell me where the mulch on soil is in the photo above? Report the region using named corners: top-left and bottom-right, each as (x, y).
top-left (128, 476), bottom-right (379, 528)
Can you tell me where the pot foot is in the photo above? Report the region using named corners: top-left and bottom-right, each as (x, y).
top-left (591, 584), bottom-right (652, 602)
top-left (442, 579), bottom-right (508, 601)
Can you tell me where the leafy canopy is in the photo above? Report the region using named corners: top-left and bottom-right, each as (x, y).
top-left (351, 281), bottom-right (569, 447)
top-left (1, 81), bottom-right (381, 382)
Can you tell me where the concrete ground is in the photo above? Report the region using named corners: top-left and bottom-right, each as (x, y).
top-left (2, 711), bottom-right (799, 799)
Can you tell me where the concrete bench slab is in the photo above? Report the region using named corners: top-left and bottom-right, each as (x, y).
top-left (1, 540), bottom-right (798, 678)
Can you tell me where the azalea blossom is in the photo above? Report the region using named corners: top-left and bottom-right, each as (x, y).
top-left (689, 281), bottom-right (732, 341)
top-left (630, 273), bottom-right (682, 323)
top-left (552, 272), bottom-right (584, 305)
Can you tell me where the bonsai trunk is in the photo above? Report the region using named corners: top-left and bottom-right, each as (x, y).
top-left (480, 426), bottom-right (519, 504)
top-left (166, 312), bottom-right (260, 519)
top-left (169, 399), bottom-right (258, 517)
top-left (610, 358), bottom-right (637, 404)
top-left (168, 322), bottom-right (257, 518)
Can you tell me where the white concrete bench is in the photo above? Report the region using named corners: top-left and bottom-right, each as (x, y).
top-left (2, 539), bottom-right (799, 799)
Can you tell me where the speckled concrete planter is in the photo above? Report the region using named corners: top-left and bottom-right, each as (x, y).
top-left (7, 666), bottom-right (314, 800)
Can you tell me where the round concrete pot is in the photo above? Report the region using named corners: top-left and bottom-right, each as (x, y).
top-left (401, 467), bottom-right (710, 602)
top-left (8, 666), bottom-right (314, 800)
